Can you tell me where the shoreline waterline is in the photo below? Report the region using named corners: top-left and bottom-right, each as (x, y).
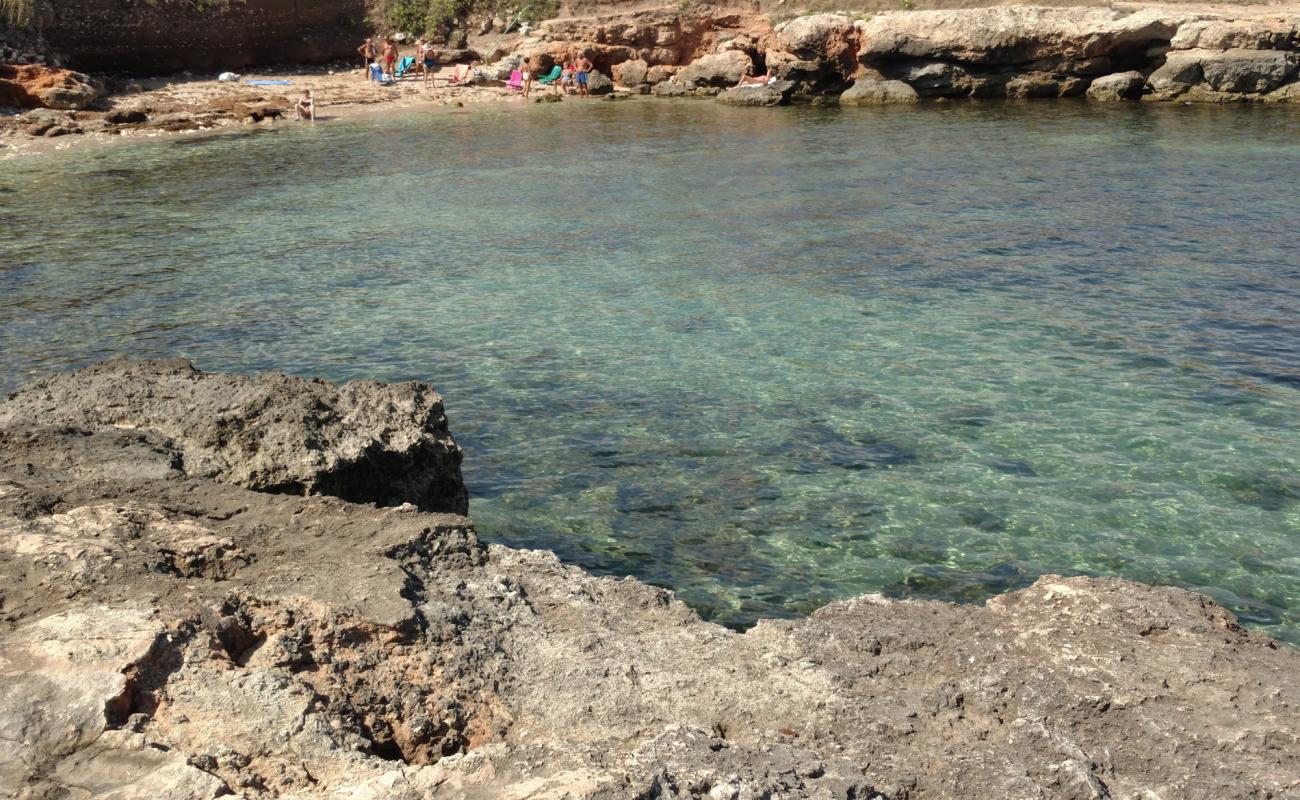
top-left (2, 100), bottom-right (1297, 644)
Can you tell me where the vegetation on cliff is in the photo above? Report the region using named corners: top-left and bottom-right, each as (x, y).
top-left (370, 0), bottom-right (559, 41)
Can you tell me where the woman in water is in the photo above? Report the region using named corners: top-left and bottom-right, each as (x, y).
top-left (295, 89), bottom-right (315, 120)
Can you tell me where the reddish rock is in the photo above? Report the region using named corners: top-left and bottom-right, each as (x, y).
top-left (0, 64), bottom-right (100, 109)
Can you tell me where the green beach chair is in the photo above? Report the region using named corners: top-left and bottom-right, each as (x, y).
top-left (537, 65), bottom-right (563, 85)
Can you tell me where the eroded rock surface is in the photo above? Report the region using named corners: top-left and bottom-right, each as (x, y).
top-left (0, 359), bottom-right (467, 514)
top-left (586, 4), bottom-right (1300, 105)
top-left (1, 362), bottom-right (1297, 799)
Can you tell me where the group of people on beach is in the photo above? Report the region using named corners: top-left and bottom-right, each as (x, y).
top-left (356, 35), bottom-right (595, 98)
top-left (518, 54), bottom-right (595, 99)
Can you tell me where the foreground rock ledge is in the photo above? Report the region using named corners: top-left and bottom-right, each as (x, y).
top-left (0, 363), bottom-right (1296, 800)
top-left (0, 358), bottom-right (468, 515)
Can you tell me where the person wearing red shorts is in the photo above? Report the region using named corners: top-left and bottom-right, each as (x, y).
top-left (381, 38), bottom-right (398, 81)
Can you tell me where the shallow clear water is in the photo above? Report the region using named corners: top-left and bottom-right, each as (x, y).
top-left (2, 100), bottom-right (1298, 643)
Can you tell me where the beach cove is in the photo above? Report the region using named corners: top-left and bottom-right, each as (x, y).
top-left (2, 2), bottom-right (1299, 797)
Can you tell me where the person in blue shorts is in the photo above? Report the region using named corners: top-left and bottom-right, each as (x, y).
top-left (575, 56), bottom-right (592, 98)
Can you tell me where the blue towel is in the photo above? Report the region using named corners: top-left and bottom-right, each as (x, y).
top-left (245, 80), bottom-right (293, 86)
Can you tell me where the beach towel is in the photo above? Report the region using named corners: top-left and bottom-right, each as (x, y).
top-left (245, 80), bottom-right (293, 86)
top-left (395, 56), bottom-right (417, 78)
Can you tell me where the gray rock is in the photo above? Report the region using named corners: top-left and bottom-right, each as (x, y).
top-left (1086, 70), bottom-right (1146, 101)
top-left (1199, 48), bottom-right (1299, 95)
top-left (715, 80), bottom-right (795, 107)
top-left (881, 60), bottom-right (973, 97)
top-left (1146, 50), bottom-right (1205, 98)
top-left (585, 70), bottom-right (614, 95)
top-left (838, 78), bottom-right (920, 105)
top-left (1005, 72), bottom-right (1068, 98)
top-left (0, 359), bottom-right (468, 514)
top-left (104, 108), bottom-right (148, 124)
top-left (20, 108), bottom-right (79, 136)
top-left (36, 72), bottom-right (100, 110)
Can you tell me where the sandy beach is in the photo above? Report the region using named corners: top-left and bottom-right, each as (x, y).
top-left (0, 60), bottom-right (594, 159)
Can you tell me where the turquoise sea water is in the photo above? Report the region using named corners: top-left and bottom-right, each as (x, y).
top-left (2, 100), bottom-right (1298, 643)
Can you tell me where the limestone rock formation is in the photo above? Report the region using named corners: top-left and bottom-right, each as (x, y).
top-left (1086, 69), bottom-right (1145, 100)
top-left (585, 69), bottom-right (615, 95)
top-left (838, 78), bottom-right (920, 106)
top-left (1146, 49), bottom-right (1206, 98)
top-left (0, 359), bottom-right (468, 514)
top-left (0, 362), bottom-right (1297, 799)
top-left (674, 50), bottom-right (753, 89)
top-left (774, 12), bottom-right (857, 80)
top-left (854, 7), bottom-right (1182, 70)
top-left (716, 80), bottom-right (795, 106)
top-left (1199, 48), bottom-right (1298, 94)
top-left (613, 57), bottom-right (648, 88)
top-left (1266, 81), bottom-right (1300, 102)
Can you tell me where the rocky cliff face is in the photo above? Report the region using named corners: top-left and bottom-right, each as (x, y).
top-left (21, 0), bottom-right (368, 72)
top-left (573, 5), bottom-right (1300, 104)
top-left (1, 361), bottom-right (1296, 800)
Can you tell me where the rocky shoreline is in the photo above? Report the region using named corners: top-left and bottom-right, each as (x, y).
top-left (1, 359), bottom-right (1296, 799)
top-left (4, 3), bottom-right (1300, 157)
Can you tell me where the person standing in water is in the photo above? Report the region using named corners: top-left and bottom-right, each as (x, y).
top-left (358, 37), bottom-right (377, 81)
top-left (295, 89), bottom-right (315, 120)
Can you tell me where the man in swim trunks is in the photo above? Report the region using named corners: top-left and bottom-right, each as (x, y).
top-left (358, 37), bottom-right (376, 81)
top-left (381, 38), bottom-right (398, 81)
top-left (575, 55), bottom-right (592, 98)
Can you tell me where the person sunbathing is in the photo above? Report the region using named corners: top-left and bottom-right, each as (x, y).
top-left (733, 71), bottom-right (775, 87)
